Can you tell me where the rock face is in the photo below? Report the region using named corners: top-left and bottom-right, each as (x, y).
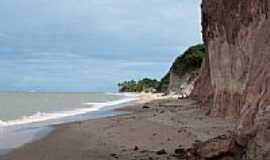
top-left (166, 44), bottom-right (205, 97)
top-left (168, 66), bottom-right (198, 97)
top-left (192, 0), bottom-right (270, 159)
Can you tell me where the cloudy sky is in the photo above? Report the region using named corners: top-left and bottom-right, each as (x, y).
top-left (0, 0), bottom-right (202, 92)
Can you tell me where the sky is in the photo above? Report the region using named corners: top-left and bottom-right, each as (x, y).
top-left (0, 0), bottom-right (202, 92)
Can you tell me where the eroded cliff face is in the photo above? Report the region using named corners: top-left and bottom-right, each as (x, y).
top-left (192, 0), bottom-right (270, 159)
top-left (168, 69), bottom-right (197, 97)
top-left (166, 44), bottom-right (205, 97)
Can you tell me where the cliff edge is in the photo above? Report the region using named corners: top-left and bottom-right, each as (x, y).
top-left (191, 0), bottom-right (270, 159)
top-left (158, 44), bottom-right (205, 97)
top-left (168, 44), bottom-right (205, 97)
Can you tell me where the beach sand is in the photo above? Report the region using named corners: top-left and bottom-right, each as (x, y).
top-left (1, 97), bottom-right (235, 160)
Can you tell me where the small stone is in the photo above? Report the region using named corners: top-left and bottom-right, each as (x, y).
top-left (156, 149), bottom-right (167, 155)
top-left (134, 146), bottom-right (139, 151)
top-left (142, 105), bottom-right (150, 109)
top-left (194, 140), bottom-right (201, 144)
top-left (110, 153), bottom-right (118, 158)
top-left (174, 146), bottom-right (188, 159)
top-left (160, 110), bottom-right (165, 114)
top-left (174, 148), bottom-right (185, 154)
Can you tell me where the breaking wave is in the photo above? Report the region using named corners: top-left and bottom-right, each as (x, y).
top-left (0, 96), bottom-right (138, 127)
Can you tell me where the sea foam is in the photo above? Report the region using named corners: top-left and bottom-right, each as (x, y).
top-left (0, 95), bottom-right (138, 127)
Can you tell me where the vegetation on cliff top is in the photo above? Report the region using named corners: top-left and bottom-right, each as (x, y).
top-left (118, 44), bottom-right (205, 93)
top-left (171, 44), bottom-right (205, 73)
top-left (157, 44), bottom-right (205, 93)
top-left (117, 78), bottom-right (160, 93)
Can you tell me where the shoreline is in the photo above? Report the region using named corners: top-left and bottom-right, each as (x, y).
top-left (1, 96), bottom-right (235, 160)
top-left (0, 93), bottom-right (158, 156)
top-left (0, 92), bottom-right (139, 127)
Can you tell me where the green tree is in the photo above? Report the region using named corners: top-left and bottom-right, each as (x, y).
top-left (117, 44), bottom-right (205, 93)
top-left (118, 78), bottom-right (159, 93)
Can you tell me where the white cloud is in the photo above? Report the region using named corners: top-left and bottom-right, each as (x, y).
top-left (0, 0), bottom-right (202, 91)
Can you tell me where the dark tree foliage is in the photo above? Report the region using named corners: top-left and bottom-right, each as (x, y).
top-left (156, 72), bottom-right (170, 92)
top-left (118, 78), bottom-right (159, 93)
top-left (117, 44), bottom-right (205, 93)
top-left (157, 44), bottom-right (205, 92)
top-left (171, 44), bottom-right (205, 74)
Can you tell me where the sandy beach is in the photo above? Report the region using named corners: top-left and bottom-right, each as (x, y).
top-left (0, 96), bottom-right (236, 160)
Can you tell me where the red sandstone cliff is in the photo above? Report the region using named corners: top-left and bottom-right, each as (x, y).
top-left (191, 0), bottom-right (270, 159)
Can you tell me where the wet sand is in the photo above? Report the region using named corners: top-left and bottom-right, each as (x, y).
top-left (1, 98), bottom-right (235, 160)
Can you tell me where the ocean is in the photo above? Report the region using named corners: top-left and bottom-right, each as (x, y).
top-left (0, 92), bottom-right (138, 153)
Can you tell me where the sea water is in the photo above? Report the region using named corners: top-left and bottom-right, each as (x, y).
top-left (0, 92), bottom-right (138, 153)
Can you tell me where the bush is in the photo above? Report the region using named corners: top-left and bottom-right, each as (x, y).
top-left (156, 72), bottom-right (170, 92)
top-left (118, 78), bottom-right (159, 93)
top-left (157, 44), bottom-right (205, 92)
top-left (171, 44), bottom-right (205, 74)
top-left (117, 44), bottom-right (205, 93)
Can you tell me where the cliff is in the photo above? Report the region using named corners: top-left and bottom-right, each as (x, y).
top-left (169, 44), bottom-right (205, 97)
top-left (159, 44), bottom-right (205, 96)
top-left (191, 0), bottom-right (270, 159)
